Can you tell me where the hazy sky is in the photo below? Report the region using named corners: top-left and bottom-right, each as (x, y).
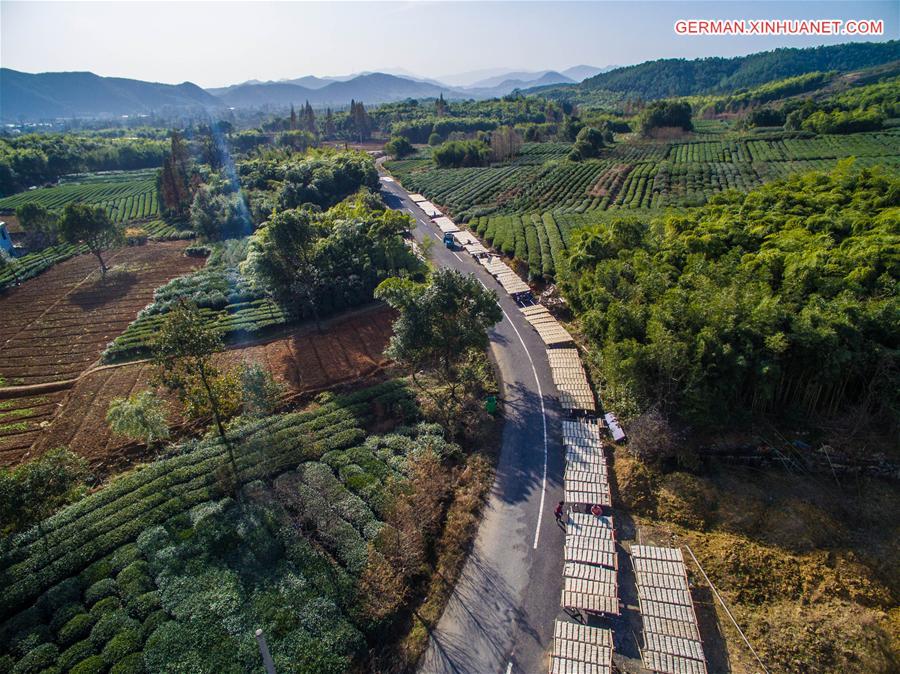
top-left (1, 1), bottom-right (897, 88)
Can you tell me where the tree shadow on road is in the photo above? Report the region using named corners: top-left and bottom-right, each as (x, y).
top-left (419, 550), bottom-right (542, 674)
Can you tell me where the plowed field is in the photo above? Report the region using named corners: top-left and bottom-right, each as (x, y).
top-left (0, 242), bottom-right (202, 386)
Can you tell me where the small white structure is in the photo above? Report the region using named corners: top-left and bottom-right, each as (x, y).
top-left (604, 412), bottom-right (626, 443)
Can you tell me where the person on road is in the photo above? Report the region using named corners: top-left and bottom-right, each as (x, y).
top-left (554, 501), bottom-right (564, 523)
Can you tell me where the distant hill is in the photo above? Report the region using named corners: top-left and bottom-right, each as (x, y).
top-left (469, 70), bottom-right (559, 89)
top-left (464, 71), bottom-right (574, 98)
top-left (562, 40), bottom-right (900, 100)
top-left (213, 72), bottom-right (468, 108)
top-left (0, 69), bottom-right (220, 121)
top-left (561, 65), bottom-right (616, 82)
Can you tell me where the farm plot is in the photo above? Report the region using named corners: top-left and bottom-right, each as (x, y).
top-left (0, 380), bottom-right (440, 674)
top-left (20, 306), bottom-right (397, 474)
top-left (0, 242), bottom-right (203, 385)
top-left (0, 391), bottom-right (67, 466)
top-left (390, 164), bottom-right (538, 218)
top-left (0, 221), bottom-right (193, 292)
top-left (0, 170), bottom-right (159, 223)
top-left (471, 207), bottom-right (670, 280)
top-left (215, 305), bottom-right (396, 393)
top-left (510, 142), bottom-right (572, 164)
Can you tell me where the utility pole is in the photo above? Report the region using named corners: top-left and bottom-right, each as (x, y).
top-left (255, 628), bottom-right (276, 674)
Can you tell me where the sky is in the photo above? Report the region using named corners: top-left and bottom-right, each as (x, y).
top-left (1, 1), bottom-right (897, 88)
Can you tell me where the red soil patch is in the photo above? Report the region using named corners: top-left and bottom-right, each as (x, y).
top-left (0, 242), bottom-right (202, 386)
top-left (15, 306), bottom-right (396, 474)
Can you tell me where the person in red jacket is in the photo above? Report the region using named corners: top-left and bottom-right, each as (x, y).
top-left (554, 501), bottom-right (565, 523)
top-left (591, 503), bottom-right (603, 518)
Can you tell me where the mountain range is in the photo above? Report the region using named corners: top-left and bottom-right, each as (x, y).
top-left (2, 42), bottom-right (897, 122)
top-left (0, 65), bottom-right (607, 121)
top-left (0, 69), bottom-right (218, 121)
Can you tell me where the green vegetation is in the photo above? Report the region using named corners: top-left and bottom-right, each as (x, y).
top-left (388, 130), bottom-right (900, 224)
top-left (384, 136), bottom-right (414, 158)
top-left (106, 392), bottom-right (171, 447)
top-left (104, 189), bottom-right (421, 362)
top-left (639, 100), bottom-right (693, 135)
top-left (0, 448), bottom-right (89, 536)
top-left (0, 133), bottom-right (167, 197)
top-left (559, 164), bottom-right (899, 425)
top-left (568, 127), bottom-right (606, 161)
top-left (58, 202), bottom-right (122, 275)
top-left (0, 169), bottom-right (160, 223)
top-left (376, 269), bottom-right (502, 436)
top-left (542, 40), bottom-right (899, 102)
top-left (432, 140), bottom-right (491, 168)
top-left (0, 380), bottom-right (482, 673)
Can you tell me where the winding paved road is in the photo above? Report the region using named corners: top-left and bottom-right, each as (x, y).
top-left (379, 174), bottom-right (565, 674)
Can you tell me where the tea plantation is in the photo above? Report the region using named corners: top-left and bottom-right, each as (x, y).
top-left (0, 380), bottom-right (461, 673)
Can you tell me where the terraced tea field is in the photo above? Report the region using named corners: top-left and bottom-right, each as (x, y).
top-left (386, 130), bottom-right (900, 219)
top-left (0, 170), bottom-right (159, 223)
top-left (0, 379), bottom-right (439, 674)
top-left (389, 130), bottom-right (900, 278)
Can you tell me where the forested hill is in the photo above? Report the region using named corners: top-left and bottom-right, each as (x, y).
top-left (540, 40), bottom-right (900, 100)
top-left (0, 69), bottom-right (220, 121)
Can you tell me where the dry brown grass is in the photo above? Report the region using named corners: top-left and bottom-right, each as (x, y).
top-left (615, 450), bottom-right (900, 673)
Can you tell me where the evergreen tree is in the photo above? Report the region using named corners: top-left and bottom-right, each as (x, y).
top-left (157, 130), bottom-right (193, 219)
top-left (324, 108), bottom-right (336, 138)
top-left (289, 104), bottom-right (297, 131)
top-left (303, 101), bottom-right (317, 135)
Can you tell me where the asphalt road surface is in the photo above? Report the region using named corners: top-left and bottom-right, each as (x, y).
top-left (379, 173), bottom-right (566, 674)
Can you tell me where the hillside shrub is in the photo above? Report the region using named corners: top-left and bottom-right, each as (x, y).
top-left (57, 640), bottom-right (96, 672)
top-left (84, 579), bottom-right (118, 607)
top-left (639, 100), bottom-right (693, 135)
top-left (69, 655), bottom-right (106, 674)
top-left (57, 614), bottom-right (94, 647)
top-left (10, 643), bottom-right (57, 674)
top-left (384, 136), bottom-right (414, 158)
top-left (126, 592), bottom-right (161, 621)
top-left (109, 652), bottom-right (145, 674)
top-left (100, 629), bottom-right (142, 664)
top-left (49, 602), bottom-right (85, 634)
top-left (0, 448), bottom-right (89, 536)
top-left (89, 597), bottom-right (122, 619)
top-left (432, 140), bottom-right (490, 168)
top-left (89, 611), bottom-right (138, 648)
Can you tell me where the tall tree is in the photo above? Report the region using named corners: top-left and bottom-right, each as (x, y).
top-left (349, 100), bottom-right (372, 142)
top-left (15, 202), bottom-right (58, 250)
top-left (289, 104), bottom-right (297, 131)
top-left (303, 101), bottom-right (317, 135)
top-left (244, 208), bottom-right (324, 329)
top-left (375, 269), bottom-right (502, 429)
top-left (152, 302), bottom-right (241, 482)
top-left (58, 202), bottom-right (121, 275)
top-left (435, 92), bottom-right (448, 117)
top-left (324, 108), bottom-right (336, 138)
top-left (157, 130), bottom-right (193, 218)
